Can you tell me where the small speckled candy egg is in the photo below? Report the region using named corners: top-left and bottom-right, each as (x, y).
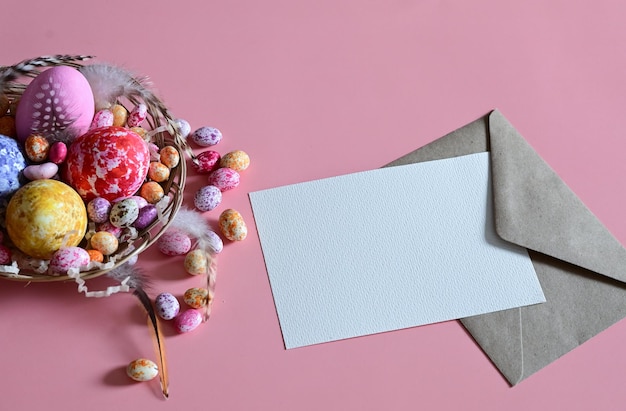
top-left (87, 249), bottom-right (104, 263)
top-left (219, 150), bottom-right (250, 172)
top-left (90, 231), bottom-right (119, 256)
top-left (174, 119), bottom-right (191, 138)
top-left (219, 209), bottom-right (247, 241)
top-left (49, 246), bottom-right (91, 275)
top-left (140, 181), bottom-right (164, 204)
top-left (159, 146), bottom-right (180, 169)
top-left (194, 185), bottom-right (222, 212)
top-left (0, 245), bottom-right (12, 265)
top-left (0, 134), bottom-right (27, 198)
top-left (127, 103), bottom-right (147, 128)
top-left (157, 230), bottom-right (192, 256)
top-left (24, 134), bottom-right (50, 163)
top-left (184, 249), bottom-right (208, 275)
top-left (90, 109), bottom-right (114, 129)
top-left (155, 292), bottom-right (180, 320)
top-left (109, 198), bottom-right (139, 228)
top-left (87, 197), bottom-right (112, 223)
top-left (127, 359), bottom-right (159, 382)
top-left (49, 141), bottom-right (67, 164)
top-left (96, 221), bottom-right (123, 238)
top-left (110, 104), bottom-right (128, 127)
top-left (184, 287), bottom-right (209, 309)
top-left (191, 126), bottom-right (222, 147)
top-left (208, 167), bottom-right (240, 191)
top-left (134, 204), bottom-right (158, 230)
top-left (205, 230), bottom-right (223, 254)
top-left (148, 162), bottom-right (170, 183)
top-left (192, 150), bottom-right (220, 174)
top-left (175, 309), bottom-right (203, 333)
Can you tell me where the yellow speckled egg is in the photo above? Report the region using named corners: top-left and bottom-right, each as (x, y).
top-left (90, 231), bottom-right (119, 256)
top-left (110, 104), bottom-right (128, 127)
top-left (218, 208), bottom-right (247, 241)
top-left (184, 249), bottom-right (208, 275)
top-left (219, 150), bottom-right (250, 172)
top-left (126, 358), bottom-right (159, 382)
top-left (6, 179), bottom-right (87, 259)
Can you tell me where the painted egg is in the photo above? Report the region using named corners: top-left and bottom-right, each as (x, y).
top-left (63, 126), bottom-right (150, 201)
top-left (23, 162), bottom-right (58, 181)
top-left (109, 198), bottom-right (139, 228)
top-left (183, 287), bottom-right (209, 309)
top-left (117, 195), bottom-right (149, 209)
top-left (155, 292), bottom-right (180, 320)
top-left (0, 134), bottom-right (27, 198)
top-left (148, 162), bottom-right (170, 182)
top-left (134, 204), bottom-right (158, 230)
top-left (0, 245), bottom-right (12, 265)
top-left (194, 185), bottom-right (222, 212)
top-left (15, 66), bottom-right (94, 142)
top-left (219, 150), bottom-right (250, 172)
top-left (6, 179), bottom-right (87, 259)
top-left (96, 221), bottom-right (122, 238)
top-left (205, 230), bottom-right (223, 254)
top-left (184, 249), bottom-right (208, 275)
top-left (127, 359), bottom-right (159, 382)
top-left (87, 197), bottom-right (112, 223)
top-left (48, 141), bottom-right (67, 164)
top-left (192, 150), bottom-right (220, 174)
top-left (127, 103), bottom-right (147, 128)
top-left (110, 104), bottom-right (128, 127)
top-left (90, 109), bottom-right (114, 129)
top-left (174, 309), bottom-right (203, 333)
top-left (159, 146), bottom-right (180, 168)
top-left (24, 134), bottom-right (50, 162)
top-left (90, 231), bottom-right (119, 255)
top-left (208, 167), bottom-right (240, 191)
top-left (130, 126), bottom-right (147, 139)
top-left (140, 181), bottom-right (164, 204)
top-left (218, 209), bottom-right (247, 241)
top-left (174, 119), bottom-right (191, 139)
top-left (191, 126), bottom-right (222, 147)
top-left (157, 230), bottom-right (192, 256)
top-left (49, 246), bottom-right (91, 275)
top-left (87, 249), bottom-right (104, 263)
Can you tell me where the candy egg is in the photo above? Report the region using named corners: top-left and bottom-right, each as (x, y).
top-left (6, 180), bottom-right (87, 259)
top-left (157, 230), bottom-right (192, 256)
top-left (219, 209), bottom-right (248, 241)
top-left (0, 134), bottom-right (27, 198)
top-left (208, 167), bottom-right (240, 191)
top-left (0, 245), bottom-right (12, 265)
top-left (49, 246), bottom-right (91, 275)
top-left (183, 287), bottom-right (209, 309)
top-left (159, 146), bottom-right (180, 168)
top-left (174, 309), bottom-right (203, 333)
top-left (63, 126), bottom-right (150, 201)
top-left (110, 104), bottom-right (128, 127)
top-left (49, 141), bottom-right (67, 164)
top-left (192, 150), bottom-right (220, 174)
top-left (24, 134), bottom-right (50, 162)
top-left (87, 197), bottom-right (112, 223)
top-left (109, 198), bottom-right (139, 228)
top-left (15, 66), bottom-right (94, 142)
top-left (129, 126), bottom-right (148, 139)
top-left (90, 231), bottom-right (119, 256)
top-left (23, 162), bottom-right (58, 180)
top-left (191, 126), bottom-right (222, 147)
top-left (206, 230), bottom-right (223, 254)
top-left (219, 150), bottom-right (250, 172)
top-left (119, 195), bottom-right (149, 209)
top-left (96, 221), bottom-right (123, 238)
top-left (134, 204), bottom-right (158, 230)
top-left (127, 103), bottom-right (147, 128)
top-left (148, 162), bottom-right (170, 182)
top-left (127, 359), bottom-right (159, 382)
top-left (90, 109), bottom-right (114, 129)
top-left (174, 118), bottom-right (191, 138)
top-left (140, 181), bottom-right (164, 204)
top-left (155, 292), bottom-right (180, 320)
top-left (184, 249), bottom-right (208, 275)
top-left (194, 185), bottom-right (222, 212)
top-left (87, 249), bottom-right (104, 263)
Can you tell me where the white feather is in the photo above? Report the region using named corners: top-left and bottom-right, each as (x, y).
top-left (169, 207), bottom-right (213, 242)
top-left (79, 63), bottom-right (150, 110)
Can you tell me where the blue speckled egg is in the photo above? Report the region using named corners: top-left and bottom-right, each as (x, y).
top-left (0, 134), bottom-right (27, 198)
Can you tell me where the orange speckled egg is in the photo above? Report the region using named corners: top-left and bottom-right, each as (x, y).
top-left (159, 146), bottom-right (180, 168)
top-left (148, 162), bottom-right (170, 182)
top-left (6, 179), bottom-right (87, 259)
top-left (219, 150), bottom-right (250, 172)
top-left (140, 181), bottom-right (164, 204)
top-left (24, 134), bottom-right (50, 162)
top-left (218, 209), bottom-right (247, 241)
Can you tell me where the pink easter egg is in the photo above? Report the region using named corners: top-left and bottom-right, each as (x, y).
top-left (194, 185), bottom-right (222, 212)
top-left (49, 141), bottom-right (67, 164)
top-left (208, 167), bottom-right (240, 191)
top-left (48, 246), bottom-right (91, 275)
top-left (15, 66), bottom-right (95, 142)
top-left (157, 229), bottom-right (192, 256)
top-left (127, 103), bottom-right (147, 127)
top-left (174, 309), bottom-right (203, 333)
top-left (192, 150), bottom-right (221, 174)
top-left (87, 197), bottom-right (112, 223)
top-left (0, 244), bottom-right (11, 265)
top-left (90, 109), bottom-right (114, 129)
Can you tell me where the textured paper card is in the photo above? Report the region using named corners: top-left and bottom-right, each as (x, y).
top-left (249, 152), bottom-right (545, 349)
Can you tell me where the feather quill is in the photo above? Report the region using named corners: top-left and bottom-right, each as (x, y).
top-left (0, 55), bottom-right (92, 94)
top-left (106, 264), bottom-right (169, 398)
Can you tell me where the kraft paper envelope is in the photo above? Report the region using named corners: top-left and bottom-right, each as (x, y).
top-left (384, 109), bottom-right (626, 385)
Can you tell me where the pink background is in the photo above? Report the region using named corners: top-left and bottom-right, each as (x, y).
top-left (2, 1), bottom-right (626, 409)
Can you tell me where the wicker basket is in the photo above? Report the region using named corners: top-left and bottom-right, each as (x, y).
top-left (0, 55), bottom-right (188, 283)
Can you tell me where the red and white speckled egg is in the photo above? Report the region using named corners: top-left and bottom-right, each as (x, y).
top-left (192, 150), bottom-right (220, 174)
top-left (48, 246), bottom-right (91, 275)
top-left (15, 66), bottom-right (94, 142)
top-left (174, 309), bottom-right (203, 333)
top-left (0, 245), bottom-right (11, 265)
top-left (157, 230), bottom-right (192, 256)
top-left (63, 126), bottom-right (150, 202)
top-left (208, 167), bottom-right (240, 191)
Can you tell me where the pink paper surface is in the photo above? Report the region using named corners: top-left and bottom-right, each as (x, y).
top-left (3, 1), bottom-right (626, 409)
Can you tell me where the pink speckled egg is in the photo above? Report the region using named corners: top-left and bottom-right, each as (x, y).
top-left (127, 103), bottom-right (147, 127)
top-left (157, 229), bottom-right (192, 256)
top-left (90, 109), bottom-right (114, 129)
top-left (192, 150), bottom-right (220, 174)
top-left (194, 185), bottom-right (222, 212)
top-left (48, 246), bottom-right (91, 275)
top-left (0, 245), bottom-right (11, 265)
top-left (206, 230), bottom-right (223, 254)
top-left (16, 66), bottom-right (94, 142)
top-left (63, 126), bottom-right (150, 202)
top-left (96, 221), bottom-right (122, 238)
top-left (174, 119), bottom-right (191, 139)
top-left (87, 197), bottom-right (112, 223)
top-left (174, 309), bottom-right (203, 333)
top-left (208, 167), bottom-right (240, 191)
top-left (191, 126), bottom-right (222, 147)
top-left (155, 292), bottom-right (180, 320)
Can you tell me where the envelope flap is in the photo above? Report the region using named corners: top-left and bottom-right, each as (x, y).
top-left (489, 110), bottom-right (626, 283)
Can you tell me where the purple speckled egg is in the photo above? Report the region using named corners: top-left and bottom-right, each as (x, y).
top-left (174, 119), bottom-right (191, 139)
top-left (194, 185), bottom-right (222, 212)
top-left (155, 292), bottom-right (180, 320)
top-left (48, 246), bottom-right (91, 275)
top-left (208, 167), bottom-right (240, 191)
top-left (192, 150), bottom-right (221, 174)
top-left (134, 204), bottom-right (158, 230)
top-left (87, 197), bottom-right (112, 223)
top-left (157, 229), bottom-right (192, 256)
top-left (191, 126), bottom-right (222, 147)
top-left (205, 230), bottom-right (223, 254)
top-left (174, 309), bottom-right (203, 333)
